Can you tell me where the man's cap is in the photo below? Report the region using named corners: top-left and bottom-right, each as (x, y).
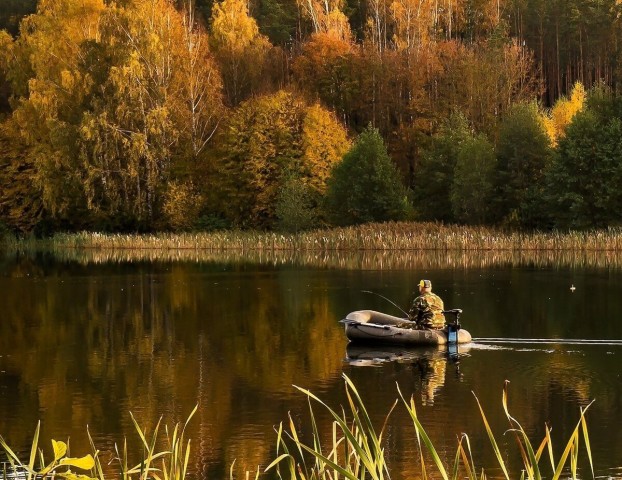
top-left (419, 279), bottom-right (432, 288)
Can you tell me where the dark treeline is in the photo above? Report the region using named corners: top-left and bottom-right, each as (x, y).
top-left (0, 0), bottom-right (621, 235)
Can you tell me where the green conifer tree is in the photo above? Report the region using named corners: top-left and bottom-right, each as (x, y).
top-left (326, 125), bottom-right (412, 226)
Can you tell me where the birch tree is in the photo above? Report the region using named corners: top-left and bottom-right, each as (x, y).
top-left (210, 0), bottom-right (272, 106)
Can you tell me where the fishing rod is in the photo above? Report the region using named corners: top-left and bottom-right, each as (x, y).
top-left (361, 290), bottom-right (411, 318)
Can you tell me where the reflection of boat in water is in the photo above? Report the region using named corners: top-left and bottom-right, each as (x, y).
top-left (346, 344), bottom-right (471, 405)
top-left (342, 310), bottom-right (472, 346)
top-left (345, 343), bottom-right (472, 365)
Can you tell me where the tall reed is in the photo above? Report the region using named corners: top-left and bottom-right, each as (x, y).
top-left (266, 374), bottom-right (594, 480)
top-left (6, 222), bottom-right (622, 254)
top-left (0, 381), bottom-right (596, 480)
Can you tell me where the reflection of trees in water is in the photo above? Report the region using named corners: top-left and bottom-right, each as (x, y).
top-left (2, 252), bottom-right (621, 477)
top-left (12, 248), bottom-right (622, 270)
top-left (0, 258), bottom-right (345, 477)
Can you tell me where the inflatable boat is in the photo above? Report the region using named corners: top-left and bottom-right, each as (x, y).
top-left (342, 309), bottom-right (472, 345)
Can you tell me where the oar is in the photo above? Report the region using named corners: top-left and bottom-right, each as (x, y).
top-left (338, 319), bottom-right (391, 330)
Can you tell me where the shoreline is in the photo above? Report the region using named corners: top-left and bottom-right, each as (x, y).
top-left (4, 222), bottom-right (622, 268)
top-left (4, 222), bottom-right (622, 252)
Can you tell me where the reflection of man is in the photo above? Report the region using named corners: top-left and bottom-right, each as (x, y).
top-left (415, 356), bottom-right (447, 406)
top-left (409, 279), bottom-right (445, 329)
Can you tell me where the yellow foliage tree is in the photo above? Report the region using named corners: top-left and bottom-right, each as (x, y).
top-left (78, 0), bottom-right (223, 225)
top-left (214, 91), bottom-right (350, 229)
top-left (161, 181), bottom-right (204, 230)
top-left (2, 0), bottom-right (223, 229)
top-left (437, 37), bottom-right (539, 134)
top-left (297, 0), bottom-right (352, 41)
top-left (545, 81), bottom-right (586, 146)
top-left (302, 103), bottom-right (351, 195)
top-left (174, 8), bottom-right (224, 158)
top-left (210, 0), bottom-right (272, 106)
top-left (436, 0), bottom-right (466, 40)
top-left (390, 0), bottom-right (434, 52)
top-left (4, 0), bottom-right (105, 219)
top-left (210, 0), bottom-right (262, 53)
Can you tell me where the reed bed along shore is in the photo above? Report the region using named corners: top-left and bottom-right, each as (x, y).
top-left (12, 246), bottom-right (622, 271)
top-left (6, 222), bottom-right (622, 253)
top-left (5, 222), bottom-right (622, 269)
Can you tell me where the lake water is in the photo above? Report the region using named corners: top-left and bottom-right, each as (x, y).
top-left (1, 249), bottom-right (622, 479)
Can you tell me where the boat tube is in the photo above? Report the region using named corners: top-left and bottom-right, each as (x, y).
top-left (343, 309), bottom-right (472, 345)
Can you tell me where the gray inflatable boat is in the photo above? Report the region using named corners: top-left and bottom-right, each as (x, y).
top-left (343, 309), bottom-right (472, 345)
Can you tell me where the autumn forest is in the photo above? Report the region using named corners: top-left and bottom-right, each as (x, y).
top-left (0, 0), bottom-right (621, 234)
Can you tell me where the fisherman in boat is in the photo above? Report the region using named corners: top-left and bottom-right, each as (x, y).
top-left (409, 279), bottom-right (445, 329)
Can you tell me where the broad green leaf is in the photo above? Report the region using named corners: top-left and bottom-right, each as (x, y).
top-left (53, 440), bottom-right (68, 461)
top-left (59, 455), bottom-right (95, 471)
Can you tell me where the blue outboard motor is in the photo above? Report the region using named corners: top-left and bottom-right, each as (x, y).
top-left (443, 309), bottom-right (462, 344)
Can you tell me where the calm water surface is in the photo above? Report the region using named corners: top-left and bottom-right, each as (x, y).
top-left (1, 251), bottom-right (622, 478)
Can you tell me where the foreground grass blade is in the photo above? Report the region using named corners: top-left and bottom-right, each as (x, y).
top-left (545, 425), bottom-right (555, 474)
top-left (293, 385), bottom-right (380, 477)
top-left (0, 434), bottom-right (23, 467)
top-left (457, 435), bottom-right (477, 480)
top-left (342, 375), bottom-right (388, 479)
top-left (295, 441), bottom-right (360, 480)
top-left (502, 383), bottom-right (534, 478)
top-left (397, 384), bottom-right (449, 480)
top-left (407, 392), bottom-right (428, 480)
top-left (580, 404), bottom-right (595, 479)
top-left (87, 428), bottom-right (105, 480)
top-left (472, 394), bottom-right (510, 480)
top-left (0, 379), bottom-right (599, 480)
top-left (26, 421), bottom-right (40, 480)
top-left (343, 374), bottom-right (385, 449)
top-left (552, 401), bottom-right (593, 480)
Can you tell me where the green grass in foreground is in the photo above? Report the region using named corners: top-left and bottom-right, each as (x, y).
top-left (5, 222), bottom-right (622, 253)
top-left (1, 376), bottom-right (594, 480)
